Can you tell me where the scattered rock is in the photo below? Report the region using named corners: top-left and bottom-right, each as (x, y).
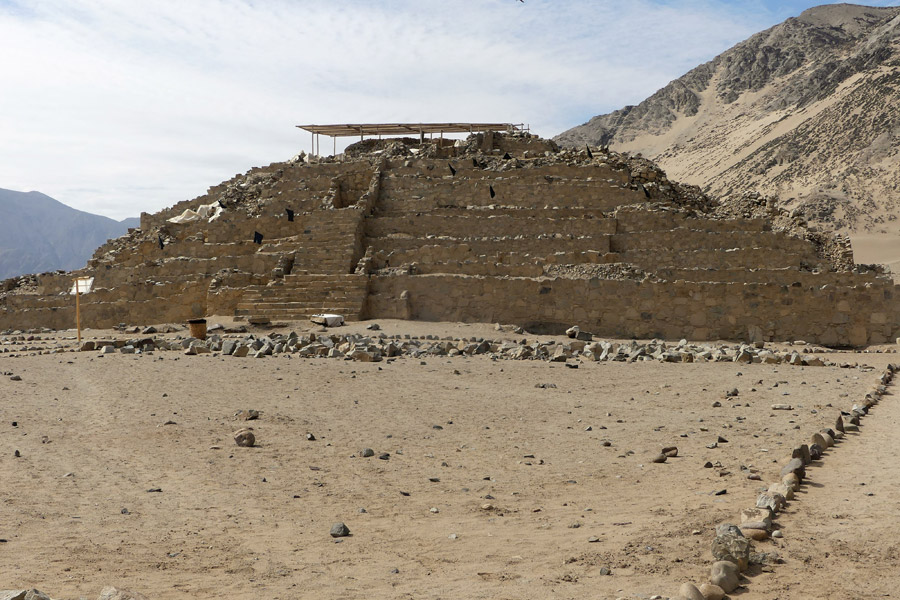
top-left (330, 522), bottom-right (350, 538)
top-left (740, 508), bottom-right (772, 528)
top-left (699, 583), bottom-right (726, 600)
top-left (780, 457), bottom-right (806, 480)
top-left (711, 525), bottom-right (750, 571)
top-left (98, 586), bottom-right (150, 600)
top-left (234, 429), bottom-right (255, 447)
top-left (0, 591), bottom-right (53, 600)
top-left (678, 582), bottom-right (705, 600)
top-left (740, 527), bottom-right (769, 541)
top-left (809, 443), bottom-right (823, 460)
top-left (709, 560), bottom-right (740, 593)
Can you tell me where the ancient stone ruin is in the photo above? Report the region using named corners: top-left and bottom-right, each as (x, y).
top-left (0, 130), bottom-right (896, 346)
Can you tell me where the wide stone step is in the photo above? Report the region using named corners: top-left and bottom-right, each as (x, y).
top-left (236, 297), bottom-right (365, 310)
top-left (236, 306), bottom-right (363, 321)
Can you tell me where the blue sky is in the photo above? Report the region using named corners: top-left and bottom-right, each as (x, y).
top-left (1, 0), bottom-right (898, 219)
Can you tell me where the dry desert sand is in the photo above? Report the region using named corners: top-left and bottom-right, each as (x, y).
top-left (2, 319), bottom-right (899, 599)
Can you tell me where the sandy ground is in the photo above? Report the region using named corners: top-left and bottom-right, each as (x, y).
top-left (851, 234), bottom-right (900, 282)
top-left (0, 320), bottom-right (898, 599)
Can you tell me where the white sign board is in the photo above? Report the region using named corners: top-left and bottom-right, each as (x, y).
top-left (69, 277), bottom-right (94, 295)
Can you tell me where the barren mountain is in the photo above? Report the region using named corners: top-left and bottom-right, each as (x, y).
top-left (0, 188), bottom-right (138, 280)
top-left (556, 3), bottom-right (900, 235)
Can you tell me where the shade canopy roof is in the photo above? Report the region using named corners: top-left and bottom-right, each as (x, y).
top-left (297, 123), bottom-right (523, 138)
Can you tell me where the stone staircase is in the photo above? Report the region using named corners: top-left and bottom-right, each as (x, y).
top-left (234, 274), bottom-right (369, 322)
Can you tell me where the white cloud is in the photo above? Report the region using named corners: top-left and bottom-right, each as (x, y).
top-left (0, 0), bottom-right (776, 219)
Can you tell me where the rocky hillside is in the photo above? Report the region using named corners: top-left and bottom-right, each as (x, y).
top-left (0, 188), bottom-right (138, 279)
top-left (555, 4), bottom-right (900, 233)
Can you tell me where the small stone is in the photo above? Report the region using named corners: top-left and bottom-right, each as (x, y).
top-left (9, 375), bottom-right (22, 381)
top-left (237, 409), bottom-right (259, 421)
top-left (717, 435), bottom-right (728, 443)
top-left (769, 482), bottom-right (795, 501)
top-left (809, 443), bottom-right (823, 460)
top-left (792, 444), bottom-right (811, 465)
top-left (783, 472), bottom-right (800, 490)
top-left (711, 526), bottom-right (750, 571)
top-left (97, 587), bottom-right (150, 600)
top-left (234, 429), bottom-right (255, 447)
top-left (740, 527), bottom-right (769, 541)
top-left (306, 432), bottom-right (316, 441)
top-left (662, 446), bottom-right (678, 457)
top-left (679, 582), bottom-right (705, 600)
top-left (651, 453), bottom-right (667, 464)
top-left (361, 448), bottom-right (375, 457)
top-left (810, 432), bottom-right (827, 450)
top-left (757, 491), bottom-right (786, 513)
top-left (598, 566), bottom-right (611, 575)
top-left (781, 457), bottom-right (806, 480)
top-left (772, 530), bottom-right (783, 538)
top-left (330, 522), bottom-right (350, 538)
top-left (378, 453), bottom-right (390, 460)
top-left (699, 583), bottom-right (726, 600)
top-left (709, 560), bottom-right (740, 593)
top-left (741, 507), bottom-right (772, 527)
top-left (14, 449), bottom-right (20, 458)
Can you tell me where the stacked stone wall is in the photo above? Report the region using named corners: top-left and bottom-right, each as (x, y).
top-left (366, 274), bottom-right (898, 346)
top-left (2, 141), bottom-right (899, 345)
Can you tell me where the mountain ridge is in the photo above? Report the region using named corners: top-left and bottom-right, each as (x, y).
top-left (555, 3), bottom-right (900, 234)
top-left (0, 187), bottom-right (138, 280)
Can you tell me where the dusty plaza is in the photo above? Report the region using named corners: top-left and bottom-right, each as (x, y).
top-left (1, 316), bottom-right (900, 599)
top-left (3, 126), bottom-right (900, 599)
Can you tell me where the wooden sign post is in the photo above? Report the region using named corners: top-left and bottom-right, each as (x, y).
top-left (70, 277), bottom-right (94, 346)
top-left (75, 278), bottom-right (82, 345)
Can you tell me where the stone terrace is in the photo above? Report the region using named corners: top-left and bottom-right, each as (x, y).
top-left (0, 132), bottom-right (896, 346)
